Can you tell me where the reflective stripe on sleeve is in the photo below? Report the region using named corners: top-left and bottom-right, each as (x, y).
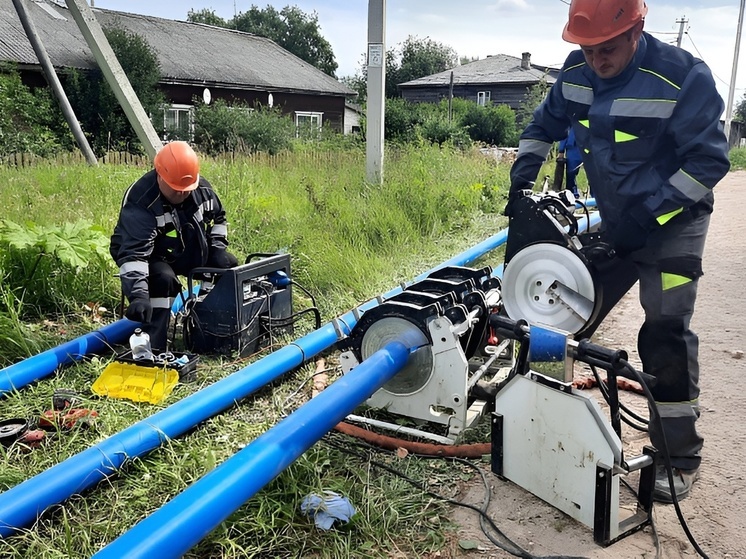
top-left (517, 139), bottom-right (552, 159)
top-left (211, 223), bottom-right (228, 237)
top-left (669, 169), bottom-right (711, 203)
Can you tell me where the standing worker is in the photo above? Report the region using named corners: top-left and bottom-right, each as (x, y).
top-left (110, 141), bottom-right (238, 351)
top-left (504, 0), bottom-right (730, 503)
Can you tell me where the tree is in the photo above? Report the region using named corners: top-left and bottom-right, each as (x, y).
top-left (187, 8), bottom-right (228, 27)
top-left (385, 36), bottom-right (458, 98)
top-left (734, 92), bottom-right (746, 123)
top-left (66, 28), bottom-right (164, 155)
top-left (188, 5), bottom-right (338, 77)
top-left (515, 76), bottom-right (551, 130)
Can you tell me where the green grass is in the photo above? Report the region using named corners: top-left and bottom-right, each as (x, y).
top-left (0, 144), bottom-right (510, 558)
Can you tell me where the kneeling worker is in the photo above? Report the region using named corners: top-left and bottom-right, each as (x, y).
top-left (110, 141), bottom-right (238, 351)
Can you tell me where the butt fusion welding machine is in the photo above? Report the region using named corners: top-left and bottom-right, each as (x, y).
top-left (183, 253), bottom-right (293, 357)
top-left (337, 190), bottom-right (656, 545)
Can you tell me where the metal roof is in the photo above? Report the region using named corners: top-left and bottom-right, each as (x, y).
top-left (0, 0), bottom-right (353, 97)
top-left (399, 53), bottom-right (557, 88)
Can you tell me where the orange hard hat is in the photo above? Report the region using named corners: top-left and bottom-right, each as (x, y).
top-left (562, 0), bottom-right (648, 45)
top-left (154, 141), bottom-right (200, 191)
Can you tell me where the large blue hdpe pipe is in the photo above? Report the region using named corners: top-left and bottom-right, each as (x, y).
top-left (93, 339), bottom-right (412, 559)
top-left (0, 208), bottom-right (600, 537)
top-left (0, 319), bottom-right (138, 397)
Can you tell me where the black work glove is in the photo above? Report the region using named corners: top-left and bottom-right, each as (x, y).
top-left (207, 248), bottom-right (238, 269)
top-left (125, 297), bottom-right (153, 323)
top-left (607, 204), bottom-right (658, 258)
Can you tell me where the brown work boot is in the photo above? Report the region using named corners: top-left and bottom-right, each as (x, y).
top-left (653, 465), bottom-right (699, 503)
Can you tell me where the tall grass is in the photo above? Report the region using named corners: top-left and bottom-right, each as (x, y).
top-left (0, 144), bottom-right (510, 558)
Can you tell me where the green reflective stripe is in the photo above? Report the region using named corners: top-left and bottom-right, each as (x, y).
top-left (517, 139), bottom-right (552, 159)
top-left (669, 169), bottom-right (710, 203)
top-left (166, 229), bottom-right (178, 238)
top-left (565, 61), bottom-right (586, 72)
top-left (610, 98), bottom-right (676, 118)
top-left (661, 272), bottom-right (691, 290)
top-left (578, 119), bottom-right (589, 128)
top-left (615, 130), bottom-right (638, 143)
top-left (639, 68), bottom-right (681, 90)
top-left (656, 207), bottom-right (684, 225)
top-left (562, 82), bottom-right (594, 105)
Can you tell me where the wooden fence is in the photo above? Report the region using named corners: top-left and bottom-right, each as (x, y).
top-left (0, 151), bottom-right (150, 168)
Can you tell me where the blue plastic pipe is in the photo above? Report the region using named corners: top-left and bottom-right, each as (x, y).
top-left (0, 319), bottom-right (138, 396)
top-left (0, 210), bottom-right (602, 537)
top-left (92, 339), bottom-right (412, 559)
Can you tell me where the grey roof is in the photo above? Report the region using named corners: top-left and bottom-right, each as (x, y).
top-left (399, 54), bottom-right (557, 88)
top-left (0, 0), bottom-right (353, 97)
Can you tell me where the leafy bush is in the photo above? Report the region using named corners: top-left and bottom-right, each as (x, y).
top-left (0, 64), bottom-right (71, 157)
top-left (193, 99), bottom-right (295, 155)
top-left (729, 146), bottom-right (746, 170)
top-left (457, 99), bottom-right (518, 146)
top-left (0, 219), bottom-right (117, 317)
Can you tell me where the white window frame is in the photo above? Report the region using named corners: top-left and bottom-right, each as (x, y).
top-left (477, 91), bottom-right (491, 106)
top-left (162, 104), bottom-right (194, 141)
top-left (295, 111), bottom-right (323, 138)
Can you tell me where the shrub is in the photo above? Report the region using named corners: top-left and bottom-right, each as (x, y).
top-left (193, 99), bottom-right (295, 155)
top-left (0, 64), bottom-right (70, 157)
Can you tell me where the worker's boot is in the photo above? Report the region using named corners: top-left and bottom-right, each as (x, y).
top-left (653, 465), bottom-right (699, 503)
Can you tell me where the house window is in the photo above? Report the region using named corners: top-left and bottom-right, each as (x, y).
top-left (163, 104), bottom-right (194, 141)
top-left (295, 111), bottom-right (323, 138)
top-left (477, 91), bottom-right (491, 106)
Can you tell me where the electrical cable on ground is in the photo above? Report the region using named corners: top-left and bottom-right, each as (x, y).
top-left (324, 434), bottom-right (589, 559)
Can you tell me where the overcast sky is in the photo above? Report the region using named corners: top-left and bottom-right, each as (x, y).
top-left (90, 0), bottom-right (746, 112)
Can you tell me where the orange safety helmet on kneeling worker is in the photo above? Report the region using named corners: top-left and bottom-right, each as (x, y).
top-left (562, 0), bottom-right (647, 45)
top-left (154, 141), bottom-right (200, 192)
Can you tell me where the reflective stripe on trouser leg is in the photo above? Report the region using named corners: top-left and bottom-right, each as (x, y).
top-left (636, 213), bottom-right (710, 471)
top-left (145, 261), bottom-right (183, 352)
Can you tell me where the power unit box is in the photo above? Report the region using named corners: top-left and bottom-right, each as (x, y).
top-left (185, 254), bottom-right (293, 357)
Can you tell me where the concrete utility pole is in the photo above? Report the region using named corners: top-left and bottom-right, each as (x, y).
top-left (12, 0), bottom-right (98, 165)
top-left (366, 0), bottom-right (385, 185)
top-left (65, 0), bottom-right (163, 159)
top-left (725, 0), bottom-right (746, 144)
top-left (675, 16), bottom-right (688, 48)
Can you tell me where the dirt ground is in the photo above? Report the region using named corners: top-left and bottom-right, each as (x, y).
top-left (446, 171), bottom-right (746, 559)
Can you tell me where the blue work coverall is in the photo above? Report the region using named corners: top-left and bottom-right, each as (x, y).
top-left (509, 32), bottom-right (730, 471)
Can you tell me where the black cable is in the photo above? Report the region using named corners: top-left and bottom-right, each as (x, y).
top-left (323, 435), bottom-right (589, 559)
top-left (588, 363), bottom-right (649, 430)
top-left (619, 360), bottom-right (709, 559)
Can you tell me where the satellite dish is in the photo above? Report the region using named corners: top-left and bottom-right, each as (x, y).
top-left (268, 93), bottom-right (274, 108)
top-left (202, 88), bottom-right (212, 105)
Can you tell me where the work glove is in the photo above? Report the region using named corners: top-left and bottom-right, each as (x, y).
top-left (207, 248), bottom-right (239, 269)
top-left (125, 297), bottom-right (153, 324)
top-left (607, 204), bottom-right (658, 258)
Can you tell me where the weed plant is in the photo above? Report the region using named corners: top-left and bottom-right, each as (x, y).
top-left (0, 144), bottom-right (510, 558)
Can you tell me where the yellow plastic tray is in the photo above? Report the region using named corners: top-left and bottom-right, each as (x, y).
top-left (92, 360), bottom-right (179, 404)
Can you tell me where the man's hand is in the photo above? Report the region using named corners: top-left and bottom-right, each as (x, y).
top-left (607, 204), bottom-right (657, 257)
top-left (125, 298), bottom-right (153, 323)
top-left (207, 249), bottom-right (239, 269)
